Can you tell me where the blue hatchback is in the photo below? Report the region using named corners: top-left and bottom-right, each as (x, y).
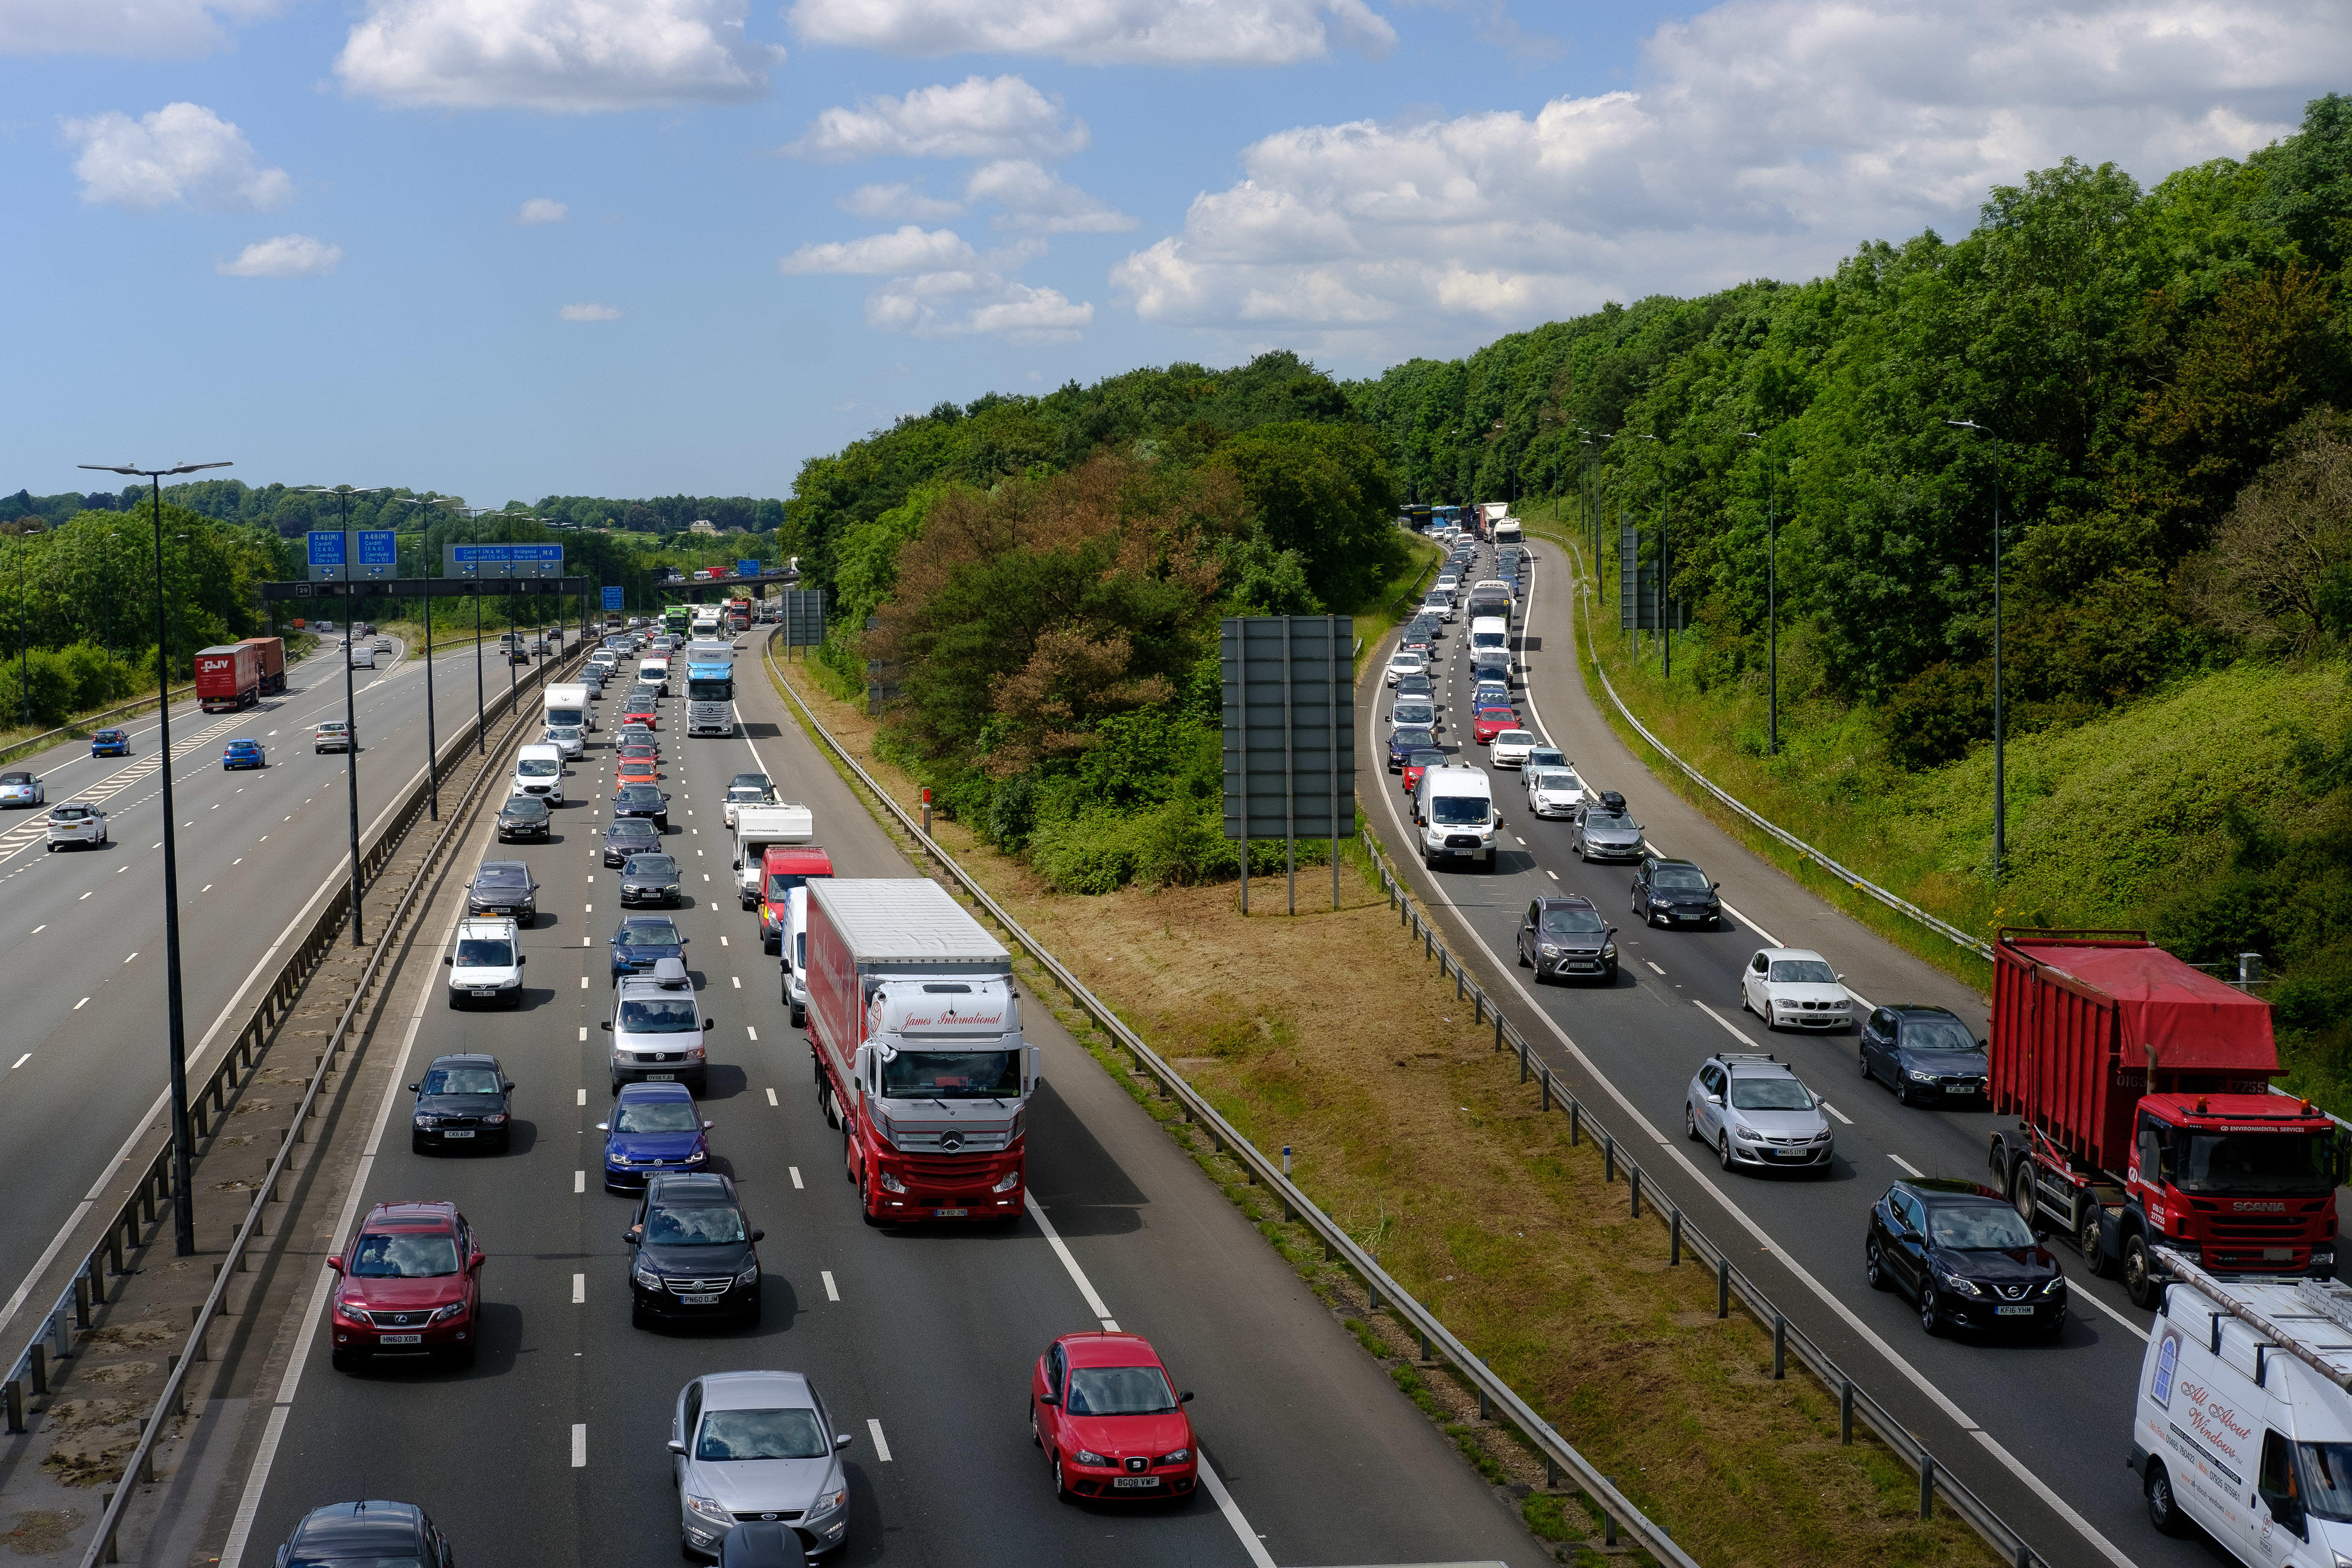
top-left (223, 739), bottom-right (265, 770)
top-left (90, 729), bottom-right (130, 758)
top-left (597, 1082), bottom-right (711, 1190)
top-left (609, 915), bottom-right (687, 985)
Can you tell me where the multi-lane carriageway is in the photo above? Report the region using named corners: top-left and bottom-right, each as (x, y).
top-left (204, 637), bottom-right (1538, 1568)
top-left (0, 636), bottom-right (545, 1337)
top-left (1370, 536), bottom-right (2294, 1568)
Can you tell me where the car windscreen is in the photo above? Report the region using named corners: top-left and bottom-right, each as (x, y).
top-left (616, 922), bottom-right (683, 947)
top-left (1391, 728), bottom-right (1434, 750)
top-left (2176, 1131), bottom-right (2338, 1197)
top-left (727, 787), bottom-right (766, 801)
top-left (1, 773), bottom-right (32, 784)
top-left (1470, 631), bottom-right (1505, 648)
top-left (1393, 704), bottom-right (1434, 721)
top-left (644, 1204), bottom-right (745, 1244)
top-left (1497, 732), bottom-right (1534, 745)
top-left (474, 866), bottom-right (528, 886)
top-left (503, 798), bottom-right (548, 817)
top-left (695, 1408), bottom-right (827, 1461)
top-left (450, 943), bottom-right (513, 970)
top-left (1582, 811), bottom-right (1630, 831)
top-left (1540, 908), bottom-right (1607, 935)
top-left (1532, 771), bottom-right (1576, 792)
top-left (879, 1049), bottom-right (1020, 1099)
top-left (613, 1099), bottom-right (698, 1133)
top-left (349, 1231), bottom-right (460, 1277)
top-left (2290, 1443), bottom-right (2352, 1522)
top-left (51, 807), bottom-right (88, 820)
top-left (609, 822), bottom-right (656, 841)
top-left (1927, 1205), bottom-right (2035, 1250)
top-left (1902, 1016), bottom-right (1979, 1053)
top-left (1729, 1077), bottom-right (1815, 1111)
top-left (1430, 795), bottom-right (1488, 826)
top-left (618, 786), bottom-right (660, 803)
top-left (623, 857), bottom-right (677, 878)
top-left (516, 759), bottom-right (558, 777)
top-left (1652, 866), bottom-right (1710, 891)
top-left (288, 1556), bottom-right (422, 1568)
top-left (619, 997), bottom-right (700, 1033)
top-left (1768, 959), bottom-right (1838, 984)
top-left (1064, 1365), bottom-right (1180, 1415)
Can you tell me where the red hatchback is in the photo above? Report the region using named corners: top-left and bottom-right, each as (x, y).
top-left (1030, 1331), bottom-right (1198, 1501)
top-left (1472, 706), bottom-right (1517, 744)
top-left (623, 701), bottom-right (659, 730)
top-left (327, 1201), bottom-right (484, 1370)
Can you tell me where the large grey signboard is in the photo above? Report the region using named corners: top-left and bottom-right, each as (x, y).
top-left (1618, 524), bottom-right (1680, 631)
top-left (1221, 615), bottom-right (1354, 844)
top-left (782, 589), bottom-right (827, 649)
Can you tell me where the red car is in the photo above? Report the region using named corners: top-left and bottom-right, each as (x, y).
top-left (327, 1201), bottom-right (484, 1370)
top-left (1031, 1331), bottom-right (1198, 1500)
top-left (1472, 706), bottom-right (1517, 744)
top-left (622, 701), bottom-right (659, 730)
top-left (1400, 747), bottom-right (1446, 794)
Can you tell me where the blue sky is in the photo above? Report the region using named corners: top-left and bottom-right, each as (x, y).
top-left (3, 0), bottom-right (2344, 507)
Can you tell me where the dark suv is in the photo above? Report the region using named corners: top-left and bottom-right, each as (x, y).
top-left (1631, 856), bottom-right (1722, 928)
top-left (1865, 1177), bottom-right (2065, 1339)
top-left (464, 861), bottom-right (538, 923)
top-left (409, 1053), bottom-right (514, 1154)
top-left (1516, 896), bottom-right (1617, 983)
top-left (625, 1172), bottom-right (762, 1329)
top-left (273, 1502), bottom-right (453, 1568)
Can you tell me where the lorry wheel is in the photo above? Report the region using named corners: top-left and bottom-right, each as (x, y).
top-left (2009, 1167), bottom-right (2037, 1230)
top-left (2123, 1234), bottom-right (2161, 1308)
top-left (859, 1174), bottom-right (885, 1227)
top-left (2079, 1210), bottom-right (2113, 1277)
top-left (2145, 1461), bottom-right (2187, 1537)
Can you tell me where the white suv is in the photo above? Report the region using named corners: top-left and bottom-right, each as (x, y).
top-left (44, 803), bottom-right (109, 851)
top-left (511, 743), bottom-right (565, 803)
top-left (445, 918), bottom-right (524, 1009)
top-left (605, 957), bottom-right (712, 1093)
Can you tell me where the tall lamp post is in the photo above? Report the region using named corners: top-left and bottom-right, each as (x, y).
top-left (397, 496), bottom-right (463, 820)
top-left (12, 522), bottom-right (46, 727)
top-left (76, 458), bottom-right (231, 1258)
top-left (1737, 432), bottom-right (1780, 757)
top-left (303, 485), bottom-right (384, 945)
top-left (1945, 419), bottom-right (2006, 884)
top-left (1633, 434), bottom-right (1670, 676)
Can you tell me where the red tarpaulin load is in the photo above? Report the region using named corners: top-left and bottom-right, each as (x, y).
top-left (2006, 939), bottom-right (2276, 1073)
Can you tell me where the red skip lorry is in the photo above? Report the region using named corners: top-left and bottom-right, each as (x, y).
top-left (1987, 929), bottom-right (2345, 1307)
top-left (805, 879), bottom-right (1035, 1225)
top-left (194, 637), bottom-right (285, 712)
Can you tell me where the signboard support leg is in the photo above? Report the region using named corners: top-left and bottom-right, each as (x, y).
top-left (1239, 839), bottom-right (1248, 914)
top-left (1286, 837), bottom-right (1295, 917)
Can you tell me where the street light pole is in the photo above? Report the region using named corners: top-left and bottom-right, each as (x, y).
top-left (1946, 419), bottom-right (2006, 884)
top-left (397, 496), bottom-right (462, 820)
top-left (304, 485), bottom-right (384, 945)
top-left (77, 459), bottom-right (230, 1258)
top-left (1739, 432), bottom-right (1780, 757)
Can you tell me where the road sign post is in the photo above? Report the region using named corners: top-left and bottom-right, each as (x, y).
top-left (1221, 615), bottom-right (1355, 915)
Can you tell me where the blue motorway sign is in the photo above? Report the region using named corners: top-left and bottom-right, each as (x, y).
top-left (736, 559), bottom-right (761, 580)
top-left (306, 531), bottom-right (346, 565)
top-left (602, 586), bottom-right (624, 611)
top-left (356, 530), bottom-right (397, 567)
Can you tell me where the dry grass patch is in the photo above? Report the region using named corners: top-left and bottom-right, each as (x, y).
top-left (770, 655), bottom-right (1999, 1568)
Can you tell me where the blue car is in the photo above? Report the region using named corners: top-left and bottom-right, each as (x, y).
top-left (609, 914), bottom-right (687, 986)
top-left (1387, 724), bottom-right (1435, 771)
top-left (222, 739), bottom-right (265, 770)
top-left (596, 1081), bottom-right (711, 1190)
top-left (90, 729), bottom-right (130, 758)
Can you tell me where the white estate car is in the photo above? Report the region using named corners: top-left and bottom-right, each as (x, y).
top-left (1490, 729), bottom-right (1538, 768)
top-left (1523, 766), bottom-right (1584, 818)
top-left (44, 802), bottom-right (108, 850)
top-left (1740, 947), bottom-right (1854, 1032)
top-left (1385, 651), bottom-right (1426, 687)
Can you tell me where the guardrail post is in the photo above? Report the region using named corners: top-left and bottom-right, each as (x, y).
top-left (1517, 1039), bottom-right (1529, 1084)
top-left (74, 1276), bottom-right (91, 1332)
top-left (1630, 1167), bottom-right (1642, 1219)
top-left (1772, 1314), bottom-right (1786, 1378)
top-left (1423, 928), bottom-right (1433, 961)
top-left (1601, 1483), bottom-right (1616, 1544)
top-left (1418, 1327), bottom-right (1430, 1362)
top-left (1492, 1014), bottom-right (1503, 1052)
top-left (1604, 1136), bottom-right (1615, 1183)
top-left (2013, 1543), bottom-right (2031, 1568)
top-left (1569, 1100), bottom-right (1579, 1146)
top-left (1473, 989), bottom-right (1484, 1024)
top-left (1454, 968), bottom-right (1464, 1001)
top-left (1718, 1256), bottom-right (1730, 1318)
top-left (2, 1378), bottom-right (20, 1434)
top-left (1367, 1279), bottom-right (1380, 1312)
top-left (1669, 1207), bottom-right (1681, 1264)
top-left (28, 1344), bottom-right (46, 1397)
top-left (1840, 1380), bottom-right (1854, 1443)
top-left (1476, 1388), bottom-right (1488, 1420)
top-left (1540, 1070), bottom-right (1551, 1112)
top-left (1919, 1453), bottom-right (1935, 1519)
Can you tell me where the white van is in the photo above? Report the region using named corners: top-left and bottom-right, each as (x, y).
top-left (1468, 616), bottom-right (1510, 657)
top-left (731, 803), bottom-right (814, 906)
top-left (349, 643), bottom-right (376, 669)
top-left (1412, 763), bottom-right (1496, 870)
top-left (2135, 1249), bottom-right (2352, 1561)
top-left (511, 742), bottom-right (564, 804)
top-left (639, 654), bottom-right (671, 695)
top-left (781, 886), bottom-right (809, 1026)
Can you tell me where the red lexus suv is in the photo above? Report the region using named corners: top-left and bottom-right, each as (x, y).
top-left (327, 1201), bottom-right (484, 1370)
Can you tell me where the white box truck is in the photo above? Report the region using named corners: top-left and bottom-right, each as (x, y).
top-left (732, 804), bottom-right (813, 907)
top-left (805, 879), bottom-right (1035, 1225)
top-left (543, 682), bottom-right (593, 734)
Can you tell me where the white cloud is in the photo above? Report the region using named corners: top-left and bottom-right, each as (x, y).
top-left (2, 0), bottom-right (285, 58)
top-left (839, 182), bottom-right (967, 220)
top-left (964, 159), bottom-right (1134, 233)
top-left (517, 197), bottom-right (569, 223)
top-left (560, 302), bottom-right (621, 319)
top-left (1111, 0), bottom-right (2352, 355)
top-left (788, 75), bottom-right (1084, 161)
top-left (60, 103), bottom-right (293, 213)
top-left (217, 234), bottom-right (341, 277)
top-left (336, 0), bottom-right (785, 112)
top-left (779, 225), bottom-right (976, 274)
top-left (785, 0), bottom-right (1395, 66)
top-left (863, 272), bottom-right (1092, 340)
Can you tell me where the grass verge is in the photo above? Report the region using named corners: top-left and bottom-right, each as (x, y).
top-left (764, 643), bottom-right (2002, 1568)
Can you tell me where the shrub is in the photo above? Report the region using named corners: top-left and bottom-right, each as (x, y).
top-left (0, 648), bottom-right (74, 729)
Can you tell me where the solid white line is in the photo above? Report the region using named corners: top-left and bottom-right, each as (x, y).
top-left (765, 1087), bottom-right (778, 1107)
top-left (1888, 1152), bottom-right (1923, 1177)
top-left (866, 1418), bottom-right (892, 1462)
top-left (572, 1273), bottom-right (585, 1304)
top-left (1197, 1453), bottom-right (1279, 1568)
top-left (789, 1166), bottom-right (803, 1189)
top-left (1025, 1195), bottom-right (1113, 1320)
top-left (821, 1270), bottom-right (839, 1302)
top-left (574, 1171), bottom-right (586, 1194)
top-left (571, 1423), bottom-right (587, 1467)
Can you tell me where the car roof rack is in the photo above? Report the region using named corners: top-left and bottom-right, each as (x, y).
top-left (1715, 1051), bottom-right (1780, 1064)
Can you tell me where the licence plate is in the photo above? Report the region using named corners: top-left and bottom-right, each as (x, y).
top-left (443, 1130), bottom-right (474, 1139)
top-left (1943, 1083), bottom-right (1976, 1093)
top-left (934, 1208), bottom-right (969, 1218)
top-left (472, 990), bottom-right (496, 997)
top-left (678, 1293), bottom-right (721, 1305)
top-left (1994, 1305), bottom-right (2035, 1317)
top-left (646, 1072), bottom-right (676, 1081)
top-left (379, 1333), bottom-right (423, 1344)
top-left (1112, 1477), bottom-right (1161, 1489)
top-left (2266, 1248), bottom-right (2295, 1262)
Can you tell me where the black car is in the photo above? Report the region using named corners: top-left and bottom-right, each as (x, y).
top-left (1411, 612), bottom-right (1443, 641)
top-left (1866, 1178), bottom-right (2066, 1338)
top-left (625, 1172), bottom-right (762, 1328)
top-left (611, 915), bottom-right (689, 985)
top-left (409, 1053), bottom-right (514, 1154)
top-left (1387, 726), bottom-right (1435, 771)
top-left (274, 1501), bottom-right (453, 1568)
top-left (604, 817), bottom-right (660, 867)
top-left (619, 853), bottom-right (683, 907)
top-left (1860, 1005), bottom-right (1990, 1105)
top-left (1631, 856), bottom-right (1722, 928)
top-left (1516, 896), bottom-right (1617, 983)
top-left (1470, 651), bottom-right (1510, 688)
top-left (495, 794), bottom-right (552, 842)
top-left (1397, 628), bottom-right (1433, 656)
top-left (613, 783), bottom-right (671, 830)
top-left (465, 861), bottom-right (539, 923)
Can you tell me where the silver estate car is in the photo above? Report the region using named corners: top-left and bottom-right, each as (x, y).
top-left (671, 1370), bottom-right (853, 1558)
top-left (1686, 1051), bottom-right (1834, 1174)
top-left (1569, 802), bottom-right (1645, 861)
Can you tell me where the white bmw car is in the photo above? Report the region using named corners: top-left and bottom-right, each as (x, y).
top-left (1740, 947), bottom-right (1854, 1032)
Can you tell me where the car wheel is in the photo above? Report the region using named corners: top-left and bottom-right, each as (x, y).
top-left (1030, 1405), bottom-right (1042, 1448)
top-left (411, 1133), bottom-right (428, 1154)
top-left (1684, 1104), bottom-right (1700, 1142)
top-left (1518, 941), bottom-right (1531, 969)
top-left (1865, 1239), bottom-right (1889, 1291)
top-left (2145, 1461), bottom-right (2186, 1537)
top-left (1859, 1050), bottom-right (1872, 1081)
top-left (1718, 1134), bottom-right (1734, 1173)
top-left (1053, 1455), bottom-right (1073, 1503)
top-left (1918, 1285), bottom-right (1941, 1336)
top-left (859, 1173), bottom-right (885, 1227)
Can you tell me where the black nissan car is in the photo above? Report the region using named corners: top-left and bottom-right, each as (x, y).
top-left (408, 1053), bottom-right (514, 1154)
top-left (1859, 1005), bottom-right (1990, 1106)
top-left (1630, 856), bottom-right (1722, 928)
top-left (1865, 1178), bottom-right (2065, 1339)
top-left (1515, 896), bottom-right (1617, 983)
top-left (625, 1172), bottom-right (763, 1329)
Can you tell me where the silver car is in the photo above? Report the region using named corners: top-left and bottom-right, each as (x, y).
top-left (1686, 1052), bottom-right (1833, 1174)
top-left (671, 1370), bottom-right (852, 1558)
top-left (1570, 803), bottom-right (1644, 861)
top-left (0, 771), bottom-right (45, 808)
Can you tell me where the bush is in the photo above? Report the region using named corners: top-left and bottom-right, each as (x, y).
top-left (0, 648), bottom-right (74, 729)
top-left (52, 642), bottom-right (138, 712)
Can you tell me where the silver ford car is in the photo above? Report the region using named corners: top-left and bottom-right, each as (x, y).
top-left (671, 1370), bottom-right (853, 1558)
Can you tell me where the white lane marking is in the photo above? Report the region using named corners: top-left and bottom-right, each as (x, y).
top-left (788, 1165), bottom-right (802, 1189)
top-left (1026, 1195), bottom-right (1113, 1319)
top-left (201, 884), bottom-right (212, 894)
top-left (821, 1270), bottom-right (839, 1303)
top-left (584, 903), bottom-right (592, 913)
top-left (866, 1419), bottom-right (892, 1462)
top-left (719, 935), bottom-right (727, 947)
top-left (572, 1273), bottom-right (585, 1304)
top-left (123, 952), bottom-right (136, 963)
top-left (731, 976), bottom-right (741, 988)
top-left (767, 1088), bottom-right (778, 1107)
top-left (1691, 1000), bottom-right (1763, 1050)
top-left (78, 891), bottom-right (90, 900)
top-left (1643, 959), bottom-right (1664, 976)
top-left (574, 1171), bottom-right (586, 1193)
top-left (1821, 1101), bottom-right (1853, 1125)
top-left (571, 1424), bottom-right (587, 1467)
top-left (29, 926), bottom-right (42, 934)
top-left (2070, 1283), bottom-right (2150, 1342)
top-left (1198, 1455), bottom-right (1280, 1568)
top-left (1888, 1152), bottom-right (1923, 1177)
top-left (577, 1089), bottom-right (587, 1106)
top-left (745, 1026), bottom-right (757, 1041)
top-left (8, 1054), bottom-right (28, 1070)
top-left (74, 997), bottom-right (90, 1010)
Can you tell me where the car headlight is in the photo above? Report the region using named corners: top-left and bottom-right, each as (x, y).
top-left (1735, 1125), bottom-right (1768, 1142)
top-left (1158, 1449), bottom-right (1192, 1465)
top-left (633, 1261), bottom-right (661, 1289)
top-left (684, 1494), bottom-right (730, 1522)
top-left (1601, 943), bottom-right (1616, 959)
top-left (1906, 1069), bottom-right (1938, 1083)
top-left (1074, 1449), bottom-right (1109, 1467)
top-left (808, 1487), bottom-right (847, 1517)
top-left (335, 1298), bottom-right (371, 1323)
top-left (1938, 1270), bottom-right (1983, 1297)
top-left (481, 1113), bottom-right (508, 1124)
top-left (413, 1115), bottom-right (439, 1128)
top-left (429, 1301), bottom-right (467, 1323)
top-left (877, 1169), bottom-right (907, 1193)
top-left (1539, 943), bottom-right (1561, 957)
top-left (991, 1169), bottom-right (1022, 1192)
top-left (2041, 1277), bottom-right (2066, 1295)
top-left (735, 1260), bottom-right (759, 1285)
top-left (686, 1148), bottom-right (707, 1163)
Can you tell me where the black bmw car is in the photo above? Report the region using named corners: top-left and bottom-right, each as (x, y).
top-left (1859, 1005), bottom-right (1990, 1105)
top-left (1865, 1178), bottom-right (2065, 1338)
top-left (613, 782), bottom-right (671, 830)
top-left (408, 1052), bottom-right (514, 1154)
top-left (1631, 856), bottom-right (1722, 928)
top-left (625, 1172), bottom-right (763, 1329)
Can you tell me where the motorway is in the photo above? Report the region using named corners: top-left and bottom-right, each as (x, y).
top-left (214, 634), bottom-right (1539, 1568)
top-left (1364, 537), bottom-right (2256, 1568)
top-left (0, 630), bottom-right (571, 1341)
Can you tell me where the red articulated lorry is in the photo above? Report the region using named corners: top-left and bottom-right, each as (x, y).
top-left (805, 879), bottom-right (1035, 1227)
top-left (195, 643), bottom-right (264, 711)
top-left (1988, 929), bottom-right (2345, 1307)
top-left (239, 636), bottom-right (286, 696)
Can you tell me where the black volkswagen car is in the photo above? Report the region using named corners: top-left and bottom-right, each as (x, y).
top-left (495, 794), bottom-right (552, 843)
top-left (408, 1053), bottom-right (514, 1154)
top-left (1865, 1177), bottom-right (2065, 1338)
top-left (625, 1172), bottom-right (763, 1329)
top-left (274, 1500), bottom-right (453, 1568)
top-left (1515, 896), bottom-right (1617, 983)
top-left (1859, 1005), bottom-right (1990, 1106)
top-left (1631, 856), bottom-right (1722, 928)
top-left (613, 782), bottom-right (671, 830)
top-left (464, 861), bottom-right (538, 923)
top-left (604, 817), bottom-right (661, 867)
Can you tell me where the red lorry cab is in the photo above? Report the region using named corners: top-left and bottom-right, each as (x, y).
top-left (1988, 929), bottom-right (2345, 1306)
top-left (759, 844), bottom-right (833, 955)
top-left (195, 643), bottom-right (264, 712)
